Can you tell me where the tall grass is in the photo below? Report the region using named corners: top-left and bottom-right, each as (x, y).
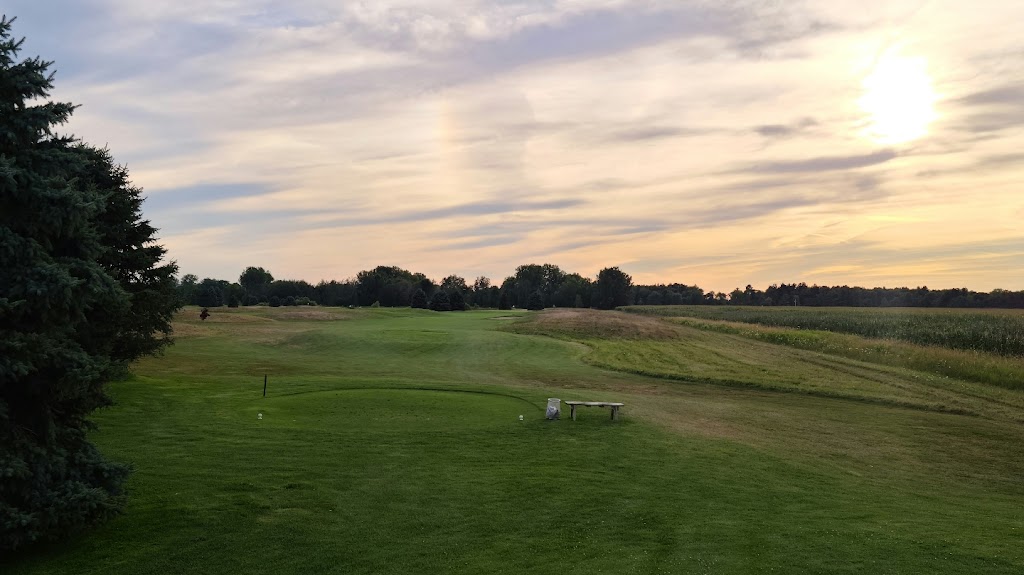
top-left (624, 306), bottom-right (1024, 356)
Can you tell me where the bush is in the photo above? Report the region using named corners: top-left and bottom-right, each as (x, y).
top-left (370, 300), bottom-right (381, 308)
top-left (527, 291), bottom-right (545, 311)
top-left (449, 290), bottom-right (466, 311)
top-left (295, 297), bottom-right (312, 306)
top-left (269, 296), bottom-right (282, 307)
top-left (243, 294), bottom-right (258, 306)
top-left (227, 297), bottom-right (240, 308)
top-left (411, 288), bottom-right (428, 309)
top-left (429, 291), bottom-right (451, 312)
top-left (284, 296), bottom-right (296, 307)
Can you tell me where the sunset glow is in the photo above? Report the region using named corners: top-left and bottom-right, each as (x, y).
top-left (859, 54), bottom-right (937, 144)
top-left (6, 0), bottom-right (1023, 291)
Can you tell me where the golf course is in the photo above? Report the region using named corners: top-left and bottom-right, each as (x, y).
top-left (6, 306), bottom-right (1024, 574)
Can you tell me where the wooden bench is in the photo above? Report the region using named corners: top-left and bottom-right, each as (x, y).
top-left (564, 401), bottom-right (625, 421)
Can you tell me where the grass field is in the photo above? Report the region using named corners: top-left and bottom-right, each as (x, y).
top-left (5, 306), bottom-right (1024, 574)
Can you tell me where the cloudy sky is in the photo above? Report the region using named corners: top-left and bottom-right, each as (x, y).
top-left (9, 0), bottom-right (1024, 290)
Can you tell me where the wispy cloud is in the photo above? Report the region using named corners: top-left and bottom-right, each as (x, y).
top-left (741, 150), bottom-right (898, 174)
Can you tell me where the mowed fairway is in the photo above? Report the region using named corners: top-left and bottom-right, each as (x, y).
top-left (6, 307), bottom-right (1024, 574)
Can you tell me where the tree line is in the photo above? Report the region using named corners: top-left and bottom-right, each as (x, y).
top-left (177, 264), bottom-right (634, 311)
top-left (179, 265), bottom-right (1024, 312)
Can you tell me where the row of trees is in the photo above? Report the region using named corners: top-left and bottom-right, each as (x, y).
top-left (633, 283), bottom-right (1024, 309)
top-left (176, 264), bottom-right (636, 311)
top-left (180, 263), bottom-right (1024, 312)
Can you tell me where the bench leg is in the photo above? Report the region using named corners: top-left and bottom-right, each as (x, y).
top-left (611, 406), bottom-right (618, 421)
top-left (571, 405), bottom-right (577, 421)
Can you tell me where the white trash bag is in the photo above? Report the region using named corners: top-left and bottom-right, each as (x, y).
top-left (546, 398), bottom-right (561, 420)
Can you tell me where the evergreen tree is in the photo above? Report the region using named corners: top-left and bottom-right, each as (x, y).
top-left (527, 291), bottom-right (545, 311)
top-left (498, 290), bottom-right (512, 310)
top-left (410, 288), bottom-right (428, 309)
top-left (448, 289), bottom-right (466, 311)
top-left (0, 17), bottom-right (179, 552)
top-left (429, 290), bottom-right (452, 312)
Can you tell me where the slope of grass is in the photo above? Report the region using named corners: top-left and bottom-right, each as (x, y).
top-left (665, 316), bottom-right (1024, 391)
top-left (6, 306), bottom-right (1024, 574)
top-left (508, 310), bottom-right (1024, 420)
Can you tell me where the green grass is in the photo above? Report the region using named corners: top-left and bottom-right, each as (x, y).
top-left (624, 305), bottom-right (1024, 356)
top-left (6, 306), bottom-right (1024, 574)
top-left (508, 310), bottom-right (1024, 420)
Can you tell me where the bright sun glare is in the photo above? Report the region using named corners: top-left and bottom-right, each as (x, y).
top-left (859, 55), bottom-right (937, 144)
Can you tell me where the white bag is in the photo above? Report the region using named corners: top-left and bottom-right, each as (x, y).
top-left (546, 398), bottom-right (561, 420)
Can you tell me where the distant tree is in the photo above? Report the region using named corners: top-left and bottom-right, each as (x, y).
top-left (527, 291), bottom-right (545, 311)
top-left (472, 276), bottom-right (491, 307)
top-left (315, 279), bottom-right (358, 307)
top-left (227, 296), bottom-right (240, 308)
top-left (574, 294), bottom-right (584, 308)
top-left (284, 296), bottom-right (296, 306)
top-left (225, 282), bottom-right (245, 305)
top-left (593, 267), bottom-right (632, 310)
top-left (239, 266), bottom-right (274, 301)
top-left (356, 266), bottom-right (421, 306)
top-left (646, 291), bottom-right (663, 305)
top-left (498, 290), bottom-right (512, 310)
top-left (429, 290), bottom-right (452, 312)
top-left (410, 288), bottom-right (428, 309)
top-left (440, 274), bottom-right (469, 294)
top-left (449, 289), bottom-right (466, 311)
top-left (269, 295), bottom-right (282, 307)
top-left (243, 294), bottom-right (259, 306)
top-left (195, 280), bottom-right (224, 307)
top-left (177, 273), bottom-right (199, 305)
top-left (553, 273), bottom-right (592, 308)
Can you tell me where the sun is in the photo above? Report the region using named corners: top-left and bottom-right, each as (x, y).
top-left (859, 54), bottom-right (937, 144)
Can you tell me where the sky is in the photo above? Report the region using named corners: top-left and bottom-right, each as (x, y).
top-left (8, 0), bottom-right (1024, 291)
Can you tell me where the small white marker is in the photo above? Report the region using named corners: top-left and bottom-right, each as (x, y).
top-left (519, 415), bottom-right (524, 421)
top-left (257, 412), bottom-right (263, 420)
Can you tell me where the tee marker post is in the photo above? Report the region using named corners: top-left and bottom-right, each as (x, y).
top-left (263, 374), bottom-right (267, 398)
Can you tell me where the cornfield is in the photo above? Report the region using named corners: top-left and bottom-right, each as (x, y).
top-left (625, 306), bottom-right (1024, 357)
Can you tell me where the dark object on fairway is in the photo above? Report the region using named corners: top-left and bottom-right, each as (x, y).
top-left (263, 374), bottom-right (267, 397)
top-left (200, 308), bottom-right (210, 321)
